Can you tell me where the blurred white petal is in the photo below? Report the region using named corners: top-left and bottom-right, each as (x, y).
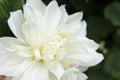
top-left (70, 52), bottom-right (104, 66)
top-left (78, 20), bottom-right (87, 36)
top-left (44, 1), bottom-right (61, 35)
top-left (48, 61), bottom-right (64, 79)
top-left (20, 62), bottom-right (48, 80)
top-left (8, 10), bottom-right (24, 42)
top-left (26, 0), bottom-right (46, 14)
top-left (63, 68), bottom-right (88, 80)
top-left (0, 49), bottom-right (30, 77)
top-left (59, 5), bottom-right (68, 24)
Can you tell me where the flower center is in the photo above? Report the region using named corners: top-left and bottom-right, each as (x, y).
top-left (32, 34), bottom-right (67, 62)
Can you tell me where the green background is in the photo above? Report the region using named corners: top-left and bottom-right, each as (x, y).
top-left (0, 0), bottom-right (120, 80)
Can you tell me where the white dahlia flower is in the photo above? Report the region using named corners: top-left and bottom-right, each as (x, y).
top-left (0, 0), bottom-right (104, 80)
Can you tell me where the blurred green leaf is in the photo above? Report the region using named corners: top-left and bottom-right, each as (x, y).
top-left (87, 63), bottom-right (115, 80)
top-left (87, 16), bottom-right (112, 41)
top-left (104, 2), bottom-right (120, 26)
top-left (0, 0), bottom-right (24, 19)
top-left (87, 73), bottom-right (114, 80)
top-left (0, 19), bottom-right (13, 36)
top-left (104, 47), bottom-right (120, 79)
top-left (0, 0), bottom-right (24, 36)
top-left (117, 29), bottom-right (120, 36)
top-left (114, 29), bottom-right (120, 47)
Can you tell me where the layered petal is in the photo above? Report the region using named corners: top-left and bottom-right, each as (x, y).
top-left (0, 49), bottom-right (29, 77)
top-left (68, 12), bottom-right (83, 22)
top-left (23, 5), bottom-right (44, 27)
top-left (22, 21), bottom-right (41, 48)
top-left (77, 20), bottom-right (87, 37)
top-left (49, 72), bottom-right (57, 80)
top-left (63, 12), bottom-right (83, 35)
top-left (22, 5), bottom-right (45, 48)
top-left (20, 62), bottom-right (48, 80)
top-left (15, 45), bottom-right (33, 58)
top-left (76, 37), bottom-right (99, 51)
top-left (66, 37), bottom-right (99, 54)
top-left (48, 61), bottom-right (64, 79)
top-left (0, 37), bottom-right (33, 58)
top-left (63, 68), bottom-right (87, 80)
top-left (44, 1), bottom-right (61, 35)
top-left (59, 5), bottom-right (68, 24)
top-left (77, 65), bottom-right (88, 72)
top-left (77, 72), bottom-right (88, 80)
top-left (0, 37), bottom-right (25, 51)
top-left (26, 0), bottom-right (46, 14)
top-left (8, 10), bottom-right (24, 42)
top-left (69, 52), bottom-right (104, 66)
top-left (65, 37), bottom-right (103, 67)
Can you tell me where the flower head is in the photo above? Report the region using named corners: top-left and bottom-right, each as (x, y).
top-left (0, 0), bottom-right (104, 80)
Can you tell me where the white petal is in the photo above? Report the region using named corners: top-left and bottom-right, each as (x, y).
top-left (63, 68), bottom-right (87, 80)
top-left (49, 72), bottom-right (57, 80)
top-left (63, 68), bottom-right (77, 80)
top-left (66, 37), bottom-right (99, 53)
top-left (55, 48), bottom-right (67, 61)
top-left (5, 77), bottom-right (12, 80)
top-left (77, 72), bottom-right (88, 80)
top-left (78, 65), bottom-right (88, 72)
top-left (66, 38), bottom-right (88, 54)
top-left (66, 37), bottom-right (104, 67)
top-left (21, 62), bottom-right (48, 80)
top-left (0, 49), bottom-right (29, 77)
top-left (69, 12), bottom-right (83, 21)
top-left (76, 37), bottom-right (99, 51)
top-left (23, 5), bottom-right (33, 21)
top-left (0, 37), bottom-right (25, 51)
top-left (15, 45), bottom-right (33, 57)
top-left (0, 37), bottom-right (33, 57)
top-left (22, 21), bottom-right (41, 48)
top-left (22, 6), bottom-right (44, 48)
top-left (26, 0), bottom-right (46, 14)
top-left (23, 5), bottom-right (44, 31)
top-left (8, 10), bottom-right (24, 42)
top-left (48, 61), bottom-right (64, 79)
top-left (59, 5), bottom-right (68, 24)
top-left (78, 20), bottom-right (87, 37)
top-left (23, 5), bottom-right (44, 27)
top-left (44, 1), bottom-right (61, 35)
top-left (69, 52), bottom-right (104, 66)
top-left (65, 12), bottom-right (83, 34)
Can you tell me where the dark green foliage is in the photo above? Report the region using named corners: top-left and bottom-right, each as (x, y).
top-left (0, 0), bottom-right (24, 19)
top-left (0, 0), bottom-right (24, 37)
top-left (104, 47), bottom-right (120, 79)
top-left (0, 19), bottom-right (13, 36)
top-left (104, 2), bottom-right (120, 26)
top-left (87, 16), bottom-right (112, 41)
